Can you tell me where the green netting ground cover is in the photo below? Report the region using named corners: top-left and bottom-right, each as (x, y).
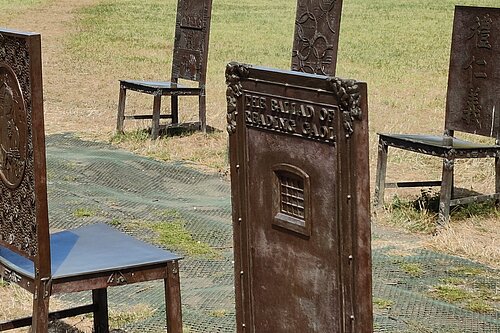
top-left (46, 133), bottom-right (499, 332)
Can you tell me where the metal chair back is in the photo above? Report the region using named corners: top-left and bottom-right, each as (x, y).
top-left (445, 6), bottom-right (500, 140)
top-left (171, 0), bottom-right (213, 85)
top-left (291, 0), bottom-right (343, 75)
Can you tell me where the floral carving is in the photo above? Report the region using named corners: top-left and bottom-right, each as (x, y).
top-left (225, 62), bottom-right (249, 134)
top-left (0, 32), bottom-right (38, 258)
top-left (292, 0), bottom-right (341, 75)
top-left (327, 77), bottom-right (362, 135)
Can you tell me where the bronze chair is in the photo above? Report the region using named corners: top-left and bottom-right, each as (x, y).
top-left (116, 0), bottom-right (213, 139)
top-left (0, 29), bottom-right (183, 333)
top-left (374, 6), bottom-right (500, 225)
top-left (291, 0), bottom-right (343, 76)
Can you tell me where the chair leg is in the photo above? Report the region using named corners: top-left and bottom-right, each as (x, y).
top-left (439, 157), bottom-right (454, 226)
top-left (116, 85), bottom-right (127, 134)
top-left (30, 285), bottom-right (49, 333)
top-left (92, 288), bottom-right (109, 333)
top-left (152, 95), bottom-right (162, 140)
top-left (171, 95), bottom-right (179, 125)
top-left (374, 138), bottom-right (388, 207)
top-left (165, 261), bottom-right (183, 333)
top-left (199, 91), bottom-right (207, 133)
top-left (495, 156), bottom-right (500, 205)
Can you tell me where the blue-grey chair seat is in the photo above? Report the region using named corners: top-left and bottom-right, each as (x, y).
top-left (0, 223), bottom-right (181, 280)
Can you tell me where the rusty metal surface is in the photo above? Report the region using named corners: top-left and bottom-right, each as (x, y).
top-left (445, 6), bottom-right (500, 139)
top-left (171, 0), bottom-right (213, 83)
top-left (291, 0), bottom-right (343, 75)
top-left (0, 29), bottom-right (47, 261)
top-left (227, 62), bottom-right (372, 333)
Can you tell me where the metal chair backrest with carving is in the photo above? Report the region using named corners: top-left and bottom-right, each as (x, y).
top-left (0, 29), bottom-right (183, 333)
top-left (374, 6), bottom-right (500, 225)
top-left (117, 0), bottom-right (213, 138)
top-left (291, 0), bottom-right (343, 76)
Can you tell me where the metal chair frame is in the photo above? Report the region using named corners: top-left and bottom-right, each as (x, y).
top-left (374, 6), bottom-right (500, 225)
top-left (0, 29), bottom-right (183, 333)
top-left (116, 0), bottom-right (213, 138)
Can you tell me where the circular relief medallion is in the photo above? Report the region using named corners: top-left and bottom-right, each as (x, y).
top-left (0, 63), bottom-right (27, 189)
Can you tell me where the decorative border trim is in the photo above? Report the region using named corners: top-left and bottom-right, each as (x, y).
top-left (327, 77), bottom-right (362, 135)
top-left (225, 62), bottom-right (249, 134)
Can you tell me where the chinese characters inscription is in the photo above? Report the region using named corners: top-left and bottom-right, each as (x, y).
top-left (462, 14), bottom-right (493, 126)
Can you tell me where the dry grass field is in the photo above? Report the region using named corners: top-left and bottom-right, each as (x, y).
top-left (0, 0), bottom-right (499, 331)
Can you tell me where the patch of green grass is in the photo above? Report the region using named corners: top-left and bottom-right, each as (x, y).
top-left (0, 278), bottom-right (7, 287)
top-left (400, 262), bottom-right (424, 277)
top-left (110, 129), bottom-right (150, 144)
top-left (387, 190), bottom-right (499, 233)
top-left (109, 218), bottom-right (122, 226)
top-left (62, 174), bottom-right (79, 182)
top-left (451, 201), bottom-right (500, 220)
top-left (431, 283), bottom-right (498, 313)
top-left (466, 299), bottom-right (494, 313)
top-left (0, 0), bottom-right (47, 13)
top-left (439, 277), bottom-right (465, 286)
top-left (432, 285), bottom-right (469, 303)
top-left (387, 194), bottom-right (437, 234)
top-left (73, 207), bottom-right (95, 218)
top-left (373, 297), bottom-right (394, 310)
top-left (151, 221), bottom-right (216, 258)
top-left (449, 266), bottom-right (487, 277)
top-left (148, 209), bottom-right (217, 257)
top-left (210, 309), bottom-right (228, 317)
top-left (157, 208), bottom-right (183, 220)
top-left (109, 304), bottom-right (155, 328)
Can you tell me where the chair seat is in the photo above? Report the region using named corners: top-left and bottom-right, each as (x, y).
top-left (379, 133), bottom-right (500, 157)
top-left (0, 223), bottom-right (181, 280)
top-left (120, 80), bottom-right (201, 95)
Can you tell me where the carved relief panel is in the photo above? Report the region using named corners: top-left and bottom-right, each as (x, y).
top-left (0, 63), bottom-right (27, 188)
top-left (291, 0), bottom-right (343, 76)
top-left (0, 31), bottom-right (39, 259)
top-left (172, 0), bottom-right (212, 82)
top-left (445, 6), bottom-right (500, 138)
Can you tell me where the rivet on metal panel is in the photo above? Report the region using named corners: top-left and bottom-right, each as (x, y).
top-left (242, 324), bottom-right (246, 328)
top-left (238, 217), bottom-right (242, 223)
top-left (350, 315), bottom-right (355, 320)
top-left (240, 270), bottom-right (244, 275)
top-left (347, 194), bottom-right (352, 200)
top-left (236, 164), bottom-right (240, 169)
top-left (349, 255), bottom-right (353, 261)
top-left (345, 134), bottom-right (350, 138)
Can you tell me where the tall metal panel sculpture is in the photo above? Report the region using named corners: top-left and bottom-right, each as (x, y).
top-left (226, 63), bottom-right (372, 332)
top-left (291, 0), bottom-right (343, 75)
